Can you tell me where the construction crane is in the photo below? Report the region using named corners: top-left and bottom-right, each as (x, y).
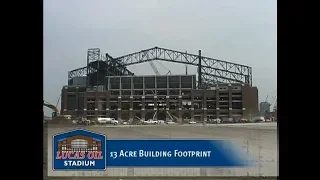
top-left (157, 61), bottom-right (172, 75)
top-left (149, 61), bottom-right (160, 75)
top-left (148, 61), bottom-right (176, 121)
top-left (273, 98), bottom-right (277, 112)
top-left (270, 96), bottom-right (277, 109)
top-left (43, 100), bottom-right (60, 117)
top-left (43, 100), bottom-right (71, 120)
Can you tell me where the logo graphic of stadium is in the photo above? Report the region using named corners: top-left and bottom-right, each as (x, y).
top-left (53, 129), bottom-right (106, 170)
top-left (57, 135), bottom-right (102, 152)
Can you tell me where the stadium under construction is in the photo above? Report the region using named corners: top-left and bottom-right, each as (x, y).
top-left (62, 47), bottom-right (258, 122)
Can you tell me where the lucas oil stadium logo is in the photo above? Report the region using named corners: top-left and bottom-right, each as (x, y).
top-left (52, 129), bottom-right (106, 170)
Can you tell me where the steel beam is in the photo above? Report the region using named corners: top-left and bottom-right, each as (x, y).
top-left (68, 47), bottom-right (252, 87)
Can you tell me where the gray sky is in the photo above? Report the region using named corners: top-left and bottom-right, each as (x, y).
top-left (44, 0), bottom-right (277, 115)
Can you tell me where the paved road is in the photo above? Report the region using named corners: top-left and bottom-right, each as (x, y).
top-left (44, 123), bottom-right (277, 179)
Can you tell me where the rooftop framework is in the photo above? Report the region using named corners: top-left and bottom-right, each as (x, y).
top-left (68, 47), bottom-right (252, 88)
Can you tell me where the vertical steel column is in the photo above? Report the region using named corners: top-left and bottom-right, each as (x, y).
top-left (167, 76), bottom-right (169, 95)
top-left (198, 50), bottom-right (202, 89)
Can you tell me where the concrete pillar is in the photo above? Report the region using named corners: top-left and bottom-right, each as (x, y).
top-left (98, 102), bottom-right (102, 111)
top-left (117, 111), bottom-right (122, 121)
top-left (178, 110), bottom-right (182, 122)
top-left (106, 93), bottom-right (110, 109)
top-left (166, 96), bottom-right (170, 121)
top-left (216, 88), bottom-right (220, 119)
top-left (130, 76), bottom-right (133, 96)
top-left (84, 91), bottom-right (87, 118)
top-left (191, 92), bottom-right (194, 121)
top-left (117, 96), bottom-right (121, 121)
top-left (141, 110), bottom-right (145, 121)
top-left (143, 77), bottom-right (145, 95)
top-left (228, 84), bottom-right (233, 118)
top-left (106, 92), bottom-right (110, 118)
top-left (154, 95), bottom-right (158, 114)
top-left (191, 110), bottom-right (194, 121)
top-left (203, 92), bottom-right (207, 122)
top-left (179, 76), bottom-right (182, 95)
top-left (129, 96), bottom-right (133, 121)
top-left (141, 96), bottom-right (145, 120)
top-left (178, 96), bottom-right (182, 122)
top-left (129, 111), bottom-right (134, 121)
top-left (95, 90), bottom-right (98, 118)
top-left (203, 110), bottom-right (207, 122)
top-left (142, 96), bottom-right (145, 111)
top-left (241, 83), bottom-right (245, 117)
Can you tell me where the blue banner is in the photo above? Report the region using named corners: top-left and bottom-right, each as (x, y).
top-left (106, 140), bottom-right (250, 167)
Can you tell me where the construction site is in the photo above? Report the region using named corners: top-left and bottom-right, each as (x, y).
top-left (48, 47), bottom-right (262, 123)
top-left (43, 47), bottom-right (278, 178)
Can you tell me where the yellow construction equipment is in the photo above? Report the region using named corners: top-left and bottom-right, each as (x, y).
top-left (43, 100), bottom-right (71, 120)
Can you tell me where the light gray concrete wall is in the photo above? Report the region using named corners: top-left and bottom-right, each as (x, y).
top-left (46, 123), bottom-right (277, 177)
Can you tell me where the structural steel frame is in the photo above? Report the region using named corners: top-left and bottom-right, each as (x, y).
top-left (68, 47), bottom-right (252, 88)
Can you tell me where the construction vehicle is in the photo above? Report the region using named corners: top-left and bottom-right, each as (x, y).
top-left (76, 117), bottom-right (95, 125)
top-left (43, 100), bottom-right (71, 120)
top-left (97, 117), bottom-right (119, 125)
top-left (143, 119), bottom-right (159, 125)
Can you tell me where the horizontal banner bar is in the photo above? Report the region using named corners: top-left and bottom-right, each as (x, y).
top-left (106, 140), bottom-right (250, 167)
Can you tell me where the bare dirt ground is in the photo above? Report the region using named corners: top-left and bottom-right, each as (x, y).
top-left (43, 123), bottom-right (277, 180)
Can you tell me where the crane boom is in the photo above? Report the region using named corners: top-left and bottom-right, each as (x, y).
top-left (149, 61), bottom-right (160, 75)
top-left (157, 61), bottom-right (172, 75)
top-left (148, 61), bottom-right (177, 122)
top-left (273, 99), bottom-right (277, 112)
top-left (43, 101), bottom-right (60, 115)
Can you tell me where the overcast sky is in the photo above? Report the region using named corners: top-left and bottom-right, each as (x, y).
top-left (44, 0), bottom-right (277, 115)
